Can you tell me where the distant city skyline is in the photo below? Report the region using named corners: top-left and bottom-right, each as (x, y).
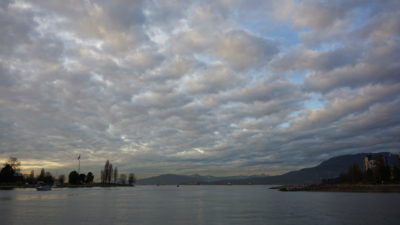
top-left (1, 0), bottom-right (399, 178)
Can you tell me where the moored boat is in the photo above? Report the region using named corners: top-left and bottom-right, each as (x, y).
top-left (36, 185), bottom-right (51, 191)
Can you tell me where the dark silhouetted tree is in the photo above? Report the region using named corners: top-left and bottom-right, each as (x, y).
top-left (6, 157), bottom-right (21, 174)
top-left (37, 168), bottom-right (46, 182)
top-left (119, 174), bottom-right (127, 184)
top-left (128, 173), bottom-right (136, 185)
top-left (58, 174), bottom-right (65, 185)
top-left (348, 163), bottom-right (363, 183)
top-left (101, 170), bottom-right (105, 184)
top-left (79, 173), bottom-right (86, 184)
top-left (86, 172), bottom-right (94, 184)
top-left (114, 167), bottom-right (118, 184)
top-left (43, 172), bottom-right (54, 185)
top-left (108, 163), bottom-right (113, 184)
top-left (101, 160), bottom-right (113, 184)
top-left (69, 171), bottom-right (80, 185)
top-left (26, 170), bottom-right (36, 184)
top-left (0, 164), bottom-right (15, 183)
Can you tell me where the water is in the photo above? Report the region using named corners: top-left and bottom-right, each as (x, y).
top-left (0, 186), bottom-right (399, 225)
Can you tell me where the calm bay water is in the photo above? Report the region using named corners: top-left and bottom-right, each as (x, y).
top-left (0, 185), bottom-right (399, 225)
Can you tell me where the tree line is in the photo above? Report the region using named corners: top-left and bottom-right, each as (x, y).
top-left (100, 160), bottom-right (136, 185)
top-left (0, 157), bottom-right (60, 185)
top-left (323, 154), bottom-right (400, 184)
top-left (0, 157), bottom-right (136, 186)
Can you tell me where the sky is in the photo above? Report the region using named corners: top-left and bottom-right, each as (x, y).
top-left (0, 0), bottom-right (399, 178)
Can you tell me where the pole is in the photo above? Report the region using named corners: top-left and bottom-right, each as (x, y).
top-left (77, 154), bottom-right (81, 174)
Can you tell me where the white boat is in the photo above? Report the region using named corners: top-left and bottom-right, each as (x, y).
top-left (36, 185), bottom-right (51, 191)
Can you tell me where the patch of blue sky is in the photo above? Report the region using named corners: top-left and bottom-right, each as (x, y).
top-left (235, 17), bottom-right (300, 49)
top-left (286, 70), bottom-right (308, 84)
top-left (290, 110), bottom-right (302, 118)
top-left (304, 93), bottom-right (325, 109)
top-left (316, 42), bottom-right (344, 51)
top-left (193, 53), bottom-right (216, 65)
top-left (278, 121), bottom-right (290, 128)
top-left (351, 3), bottom-right (375, 30)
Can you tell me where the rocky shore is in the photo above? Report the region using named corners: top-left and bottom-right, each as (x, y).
top-left (271, 184), bottom-right (400, 192)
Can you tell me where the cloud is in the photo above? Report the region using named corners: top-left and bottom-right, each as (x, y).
top-left (0, 0), bottom-right (399, 177)
top-left (214, 30), bottom-right (279, 70)
top-left (293, 83), bottom-right (400, 130)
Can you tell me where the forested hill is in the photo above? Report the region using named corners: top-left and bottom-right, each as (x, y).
top-left (136, 152), bottom-right (399, 185)
top-left (211, 152), bottom-right (399, 185)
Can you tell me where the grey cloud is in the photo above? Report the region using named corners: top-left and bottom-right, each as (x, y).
top-left (221, 77), bottom-right (304, 103)
top-left (184, 64), bottom-right (242, 94)
top-left (149, 55), bottom-right (198, 81)
top-left (271, 46), bottom-right (360, 73)
top-left (293, 83), bottom-right (400, 130)
top-left (0, 0), bottom-right (399, 177)
top-left (214, 30), bottom-right (279, 70)
top-left (304, 41), bottom-right (400, 92)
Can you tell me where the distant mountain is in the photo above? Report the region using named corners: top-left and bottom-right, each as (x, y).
top-left (136, 152), bottom-right (399, 185)
top-left (211, 152), bottom-right (400, 185)
top-left (136, 174), bottom-right (269, 185)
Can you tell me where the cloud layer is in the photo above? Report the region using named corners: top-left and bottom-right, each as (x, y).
top-left (1, 0), bottom-right (399, 177)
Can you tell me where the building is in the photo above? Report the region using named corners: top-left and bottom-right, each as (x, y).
top-left (364, 155), bottom-right (376, 171)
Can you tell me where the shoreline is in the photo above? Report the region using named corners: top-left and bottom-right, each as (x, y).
top-left (271, 184), bottom-right (400, 192)
top-left (0, 184), bottom-right (134, 189)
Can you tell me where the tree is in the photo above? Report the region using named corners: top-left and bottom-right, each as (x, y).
top-left (58, 174), bottom-right (65, 185)
top-left (43, 172), bottom-right (54, 185)
top-left (128, 173), bottom-right (136, 185)
top-left (0, 157), bottom-right (23, 184)
top-left (68, 170), bottom-right (80, 185)
top-left (6, 157), bottom-right (21, 174)
top-left (101, 170), bottom-right (105, 184)
top-left (0, 164), bottom-right (15, 183)
top-left (119, 174), bottom-right (127, 184)
top-left (347, 163), bottom-right (363, 184)
top-left (108, 163), bottom-right (113, 184)
top-left (38, 168), bottom-right (46, 182)
top-left (79, 173), bottom-right (86, 184)
top-left (114, 167), bottom-right (118, 184)
top-left (101, 160), bottom-right (114, 184)
top-left (86, 172), bottom-right (94, 184)
top-left (26, 170), bottom-right (36, 184)
top-left (375, 155), bottom-right (391, 183)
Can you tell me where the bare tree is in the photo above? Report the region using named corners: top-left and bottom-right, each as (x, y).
top-left (6, 157), bottom-right (21, 173)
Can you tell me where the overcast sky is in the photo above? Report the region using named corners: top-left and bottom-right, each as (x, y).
top-left (1, 0), bottom-right (399, 178)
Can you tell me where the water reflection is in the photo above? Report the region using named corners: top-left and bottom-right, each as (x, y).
top-left (0, 186), bottom-right (399, 225)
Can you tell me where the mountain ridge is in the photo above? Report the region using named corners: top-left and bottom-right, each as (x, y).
top-left (136, 152), bottom-right (400, 185)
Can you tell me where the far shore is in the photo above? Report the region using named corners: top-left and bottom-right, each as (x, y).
top-left (271, 184), bottom-right (400, 192)
top-left (0, 183), bottom-right (134, 189)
